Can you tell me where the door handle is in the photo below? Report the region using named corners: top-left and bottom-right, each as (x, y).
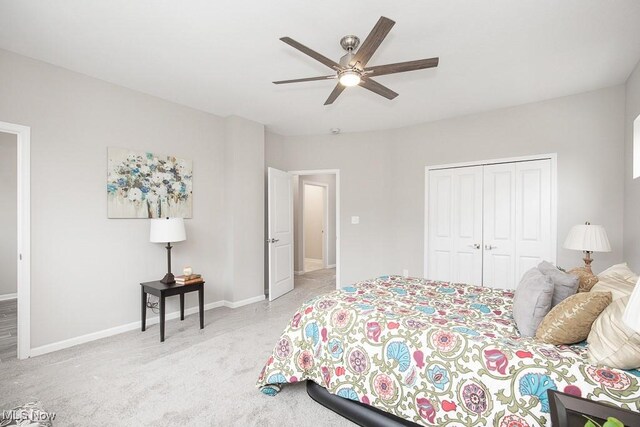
top-left (484, 244), bottom-right (496, 250)
top-left (267, 238), bottom-right (280, 243)
top-left (469, 244), bottom-right (481, 249)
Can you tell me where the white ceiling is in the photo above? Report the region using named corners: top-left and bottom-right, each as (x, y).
top-left (1, 1), bottom-right (640, 136)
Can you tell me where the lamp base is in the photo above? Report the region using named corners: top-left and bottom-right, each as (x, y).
top-left (583, 251), bottom-right (593, 274)
top-left (160, 272), bottom-right (176, 285)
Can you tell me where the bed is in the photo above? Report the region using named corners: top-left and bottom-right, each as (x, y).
top-left (256, 275), bottom-right (640, 426)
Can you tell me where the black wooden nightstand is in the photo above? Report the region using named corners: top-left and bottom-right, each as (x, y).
top-left (140, 280), bottom-right (205, 342)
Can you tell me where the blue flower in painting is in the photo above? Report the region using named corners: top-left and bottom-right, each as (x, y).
top-left (141, 186), bottom-right (150, 193)
top-left (117, 178), bottom-right (126, 187)
top-left (132, 167), bottom-right (140, 175)
top-left (519, 373), bottom-right (557, 413)
top-left (107, 183), bottom-right (117, 193)
top-left (427, 365), bottom-right (450, 390)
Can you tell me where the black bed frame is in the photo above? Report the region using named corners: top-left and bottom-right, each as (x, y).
top-left (306, 381), bottom-right (422, 427)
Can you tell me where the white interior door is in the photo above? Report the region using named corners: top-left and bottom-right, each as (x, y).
top-left (268, 167), bottom-right (294, 301)
top-left (483, 163), bottom-right (516, 289)
top-left (514, 159), bottom-right (552, 281)
top-left (428, 166), bottom-right (483, 284)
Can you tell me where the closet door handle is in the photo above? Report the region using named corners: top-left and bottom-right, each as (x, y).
top-left (484, 244), bottom-right (496, 250)
top-left (469, 244), bottom-right (481, 249)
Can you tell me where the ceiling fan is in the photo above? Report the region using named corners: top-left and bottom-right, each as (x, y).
top-left (273, 16), bottom-right (439, 105)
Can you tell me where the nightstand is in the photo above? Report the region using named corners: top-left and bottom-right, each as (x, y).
top-left (140, 280), bottom-right (205, 342)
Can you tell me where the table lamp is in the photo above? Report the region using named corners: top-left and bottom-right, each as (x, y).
top-left (563, 222), bottom-right (611, 273)
top-left (150, 217), bottom-right (186, 284)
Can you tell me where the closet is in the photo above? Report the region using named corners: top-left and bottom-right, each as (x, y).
top-left (426, 157), bottom-right (555, 289)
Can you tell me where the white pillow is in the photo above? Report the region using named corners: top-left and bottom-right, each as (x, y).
top-left (587, 295), bottom-right (640, 370)
top-left (593, 263), bottom-right (638, 300)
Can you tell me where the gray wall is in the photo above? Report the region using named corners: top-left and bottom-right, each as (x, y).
top-left (0, 49), bottom-right (264, 349)
top-left (292, 174), bottom-right (337, 272)
top-left (266, 86), bottom-right (626, 286)
top-left (624, 60), bottom-right (640, 271)
top-left (0, 132), bottom-right (17, 297)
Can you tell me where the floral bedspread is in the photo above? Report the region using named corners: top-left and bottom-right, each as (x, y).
top-left (256, 276), bottom-right (640, 426)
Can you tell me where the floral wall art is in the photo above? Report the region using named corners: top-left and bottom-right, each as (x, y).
top-left (107, 147), bottom-right (193, 218)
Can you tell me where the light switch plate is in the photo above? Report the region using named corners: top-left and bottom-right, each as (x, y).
top-left (351, 216), bottom-right (360, 224)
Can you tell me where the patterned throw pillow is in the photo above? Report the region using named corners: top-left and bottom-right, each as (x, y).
top-left (568, 267), bottom-right (599, 292)
top-left (535, 291), bottom-right (612, 345)
top-left (588, 295), bottom-right (640, 369)
top-left (0, 401), bottom-right (54, 426)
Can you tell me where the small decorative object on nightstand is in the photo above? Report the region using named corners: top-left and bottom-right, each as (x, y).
top-left (149, 217), bottom-right (186, 284)
top-left (564, 222), bottom-right (611, 273)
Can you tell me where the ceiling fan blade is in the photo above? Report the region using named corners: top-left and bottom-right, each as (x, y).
top-left (365, 57), bottom-right (439, 77)
top-left (273, 75), bottom-right (336, 84)
top-left (324, 83), bottom-right (346, 105)
top-left (359, 77), bottom-right (398, 100)
top-left (349, 16), bottom-right (395, 69)
top-left (280, 37), bottom-right (342, 71)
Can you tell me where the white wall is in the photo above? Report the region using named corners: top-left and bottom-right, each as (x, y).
top-left (267, 86), bottom-right (626, 285)
top-left (0, 132), bottom-right (17, 297)
top-left (0, 49), bottom-right (264, 350)
top-left (624, 59), bottom-right (640, 272)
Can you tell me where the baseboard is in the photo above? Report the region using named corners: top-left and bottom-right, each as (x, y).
top-left (0, 293), bottom-right (17, 301)
top-left (294, 270), bottom-right (305, 276)
top-left (326, 264), bottom-right (336, 268)
top-left (223, 294), bottom-right (265, 308)
top-left (29, 294), bottom-right (267, 358)
top-left (30, 300), bottom-right (224, 357)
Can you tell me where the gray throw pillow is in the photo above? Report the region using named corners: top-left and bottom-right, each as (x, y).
top-left (538, 260), bottom-right (580, 307)
top-left (513, 267), bottom-right (554, 337)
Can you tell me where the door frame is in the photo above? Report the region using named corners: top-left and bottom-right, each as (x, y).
top-left (289, 169), bottom-right (341, 289)
top-left (424, 153), bottom-right (557, 281)
top-left (0, 121), bottom-right (31, 359)
top-left (301, 181), bottom-right (329, 271)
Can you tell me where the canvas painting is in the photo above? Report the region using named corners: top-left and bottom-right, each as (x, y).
top-left (107, 147), bottom-right (193, 218)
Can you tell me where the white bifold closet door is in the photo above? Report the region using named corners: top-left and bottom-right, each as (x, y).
top-left (428, 159), bottom-right (552, 289)
top-left (427, 166), bottom-right (483, 285)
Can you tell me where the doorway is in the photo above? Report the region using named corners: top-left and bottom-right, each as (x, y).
top-left (0, 132), bottom-right (17, 361)
top-left (0, 121), bottom-right (30, 360)
top-left (293, 171), bottom-right (339, 292)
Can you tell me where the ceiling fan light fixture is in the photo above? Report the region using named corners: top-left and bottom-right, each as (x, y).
top-left (338, 70), bottom-right (361, 87)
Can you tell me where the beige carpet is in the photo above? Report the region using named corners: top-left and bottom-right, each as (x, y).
top-left (0, 269), bottom-right (354, 426)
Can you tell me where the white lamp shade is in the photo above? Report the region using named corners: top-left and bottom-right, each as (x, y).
top-left (623, 276), bottom-right (640, 333)
top-left (149, 218), bottom-right (186, 243)
top-left (563, 224), bottom-right (611, 252)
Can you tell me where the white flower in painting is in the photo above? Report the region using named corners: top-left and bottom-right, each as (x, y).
top-left (127, 187), bottom-right (143, 202)
top-left (151, 172), bottom-right (164, 184)
top-left (155, 186), bottom-right (168, 197)
top-left (140, 165), bottom-right (151, 175)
